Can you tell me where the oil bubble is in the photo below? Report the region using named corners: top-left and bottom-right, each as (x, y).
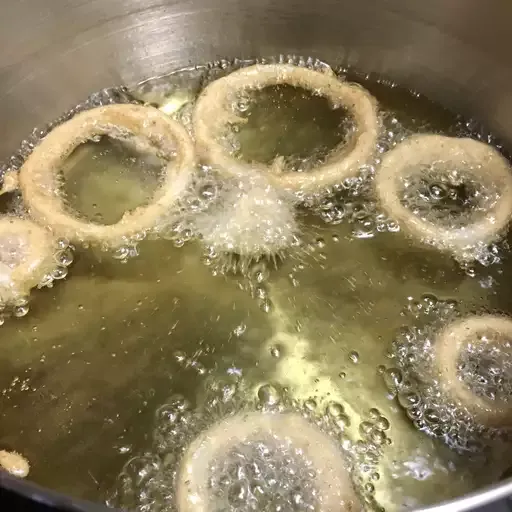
top-left (334, 414), bottom-right (351, 431)
top-left (51, 266), bottom-right (68, 280)
top-left (383, 368), bottom-right (403, 390)
top-left (54, 247), bottom-right (74, 266)
top-left (304, 398), bottom-right (317, 411)
top-left (359, 421), bottom-right (374, 437)
top-left (269, 345), bottom-right (282, 358)
top-left (326, 402), bottom-right (345, 418)
top-left (13, 304), bottom-right (29, 318)
top-left (258, 297), bottom-right (273, 314)
top-left (375, 417), bottom-right (390, 431)
top-left (349, 351), bottom-right (360, 364)
top-left (257, 383), bottom-right (281, 406)
top-left (368, 408), bottom-right (381, 420)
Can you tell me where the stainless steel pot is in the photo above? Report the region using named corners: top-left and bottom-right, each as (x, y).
top-left (0, 0), bottom-right (512, 510)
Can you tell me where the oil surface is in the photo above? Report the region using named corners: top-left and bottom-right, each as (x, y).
top-left (0, 57), bottom-right (512, 512)
top-left (61, 137), bottom-right (163, 225)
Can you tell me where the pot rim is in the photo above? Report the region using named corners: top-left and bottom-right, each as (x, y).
top-left (1, 469), bottom-right (510, 511)
top-left (415, 477), bottom-right (512, 512)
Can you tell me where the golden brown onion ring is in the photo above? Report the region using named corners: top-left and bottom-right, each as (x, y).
top-left (19, 104), bottom-right (196, 248)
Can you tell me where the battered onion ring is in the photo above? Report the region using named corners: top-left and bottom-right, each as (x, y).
top-left (375, 134), bottom-right (512, 257)
top-left (193, 64), bottom-right (379, 194)
top-left (18, 104), bottom-right (196, 248)
top-left (435, 315), bottom-right (512, 428)
top-left (177, 411), bottom-right (360, 512)
top-left (0, 217), bottom-right (57, 304)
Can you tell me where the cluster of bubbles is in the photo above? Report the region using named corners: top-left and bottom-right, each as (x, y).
top-left (385, 294), bottom-right (512, 452)
top-left (396, 160), bottom-right (512, 266)
top-left (308, 108), bottom-right (410, 239)
top-left (106, 382), bottom-right (294, 512)
top-left (457, 240), bottom-right (506, 279)
top-left (313, 165), bottom-right (508, 271)
top-left (313, 177), bottom-right (401, 240)
top-left (258, 385), bottom-right (392, 509)
top-left (185, 169), bottom-right (300, 275)
top-left (37, 239), bottom-right (75, 285)
top-left (350, 407), bottom-right (391, 510)
top-left (0, 236), bottom-right (74, 322)
top-left (108, 361), bottom-right (391, 512)
top-left (109, 232), bottom-right (147, 263)
top-left (147, 165), bottom-right (298, 276)
top-left (458, 335), bottom-right (512, 404)
top-left (398, 164), bottom-right (500, 228)
top-left (156, 58), bottom-right (343, 274)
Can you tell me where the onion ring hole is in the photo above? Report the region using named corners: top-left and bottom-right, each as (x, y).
top-left (177, 411), bottom-right (361, 511)
top-left (434, 315), bottom-right (512, 429)
top-left (193, 64), bottom-right (379, 195)
top-left (18, 104), bottom-right (196, 249)
top-left (375, 134), bottom-right (512, 259)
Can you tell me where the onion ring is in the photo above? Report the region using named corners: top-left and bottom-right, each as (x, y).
top-left (18, 104), bottom-right (196, 248)
top-left (0, 217), bottom-right (57, 304)
top-left (193, 64), bottom-right (379, 194)
top-left (375, 134), bottom-right (512, 257)
top-left (177, 411), bottom-right (360, 511)
top-left (0, 450), bottom-right (30, 478)
top-left (435, 315), bottom-right (512, 428)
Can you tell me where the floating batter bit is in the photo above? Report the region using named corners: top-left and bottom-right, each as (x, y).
top-left (0, 450), bottom-right (30, 478)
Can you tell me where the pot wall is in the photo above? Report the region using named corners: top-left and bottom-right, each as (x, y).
top-left (1, 0), bottom-right (512, 157)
